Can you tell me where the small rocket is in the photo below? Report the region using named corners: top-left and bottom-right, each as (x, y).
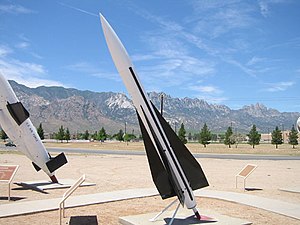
top-left (100, 14), bottom-right (208, 221)
top-left (0, 74), bottom-right (67, 183)
top-left (297, 117), bottom-right (300, 133)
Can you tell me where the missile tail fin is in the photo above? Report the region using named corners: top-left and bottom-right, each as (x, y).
top-left (6, 102), bottom-right (29, 126)
top-left (46, 152), bottom-right (68, 173)
top-left (151, 102), bottom-right (209, 190)
top-left (137, 112), bottom-right (176, 199)
top-left (32, 162), bottom-right (41, 172)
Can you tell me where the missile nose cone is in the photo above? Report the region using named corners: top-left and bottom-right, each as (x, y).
top-left (99, 13), bottom-right (110, 32)
top-left (100, 13), bottom-right (132, 72)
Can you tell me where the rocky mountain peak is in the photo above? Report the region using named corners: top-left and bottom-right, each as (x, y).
top-left (7, 81), bottom-right (300, 134)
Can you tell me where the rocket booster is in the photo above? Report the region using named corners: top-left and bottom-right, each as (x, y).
top-left (0, 74), bottom-right (67, 183)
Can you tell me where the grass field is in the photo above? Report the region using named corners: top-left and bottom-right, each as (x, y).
top-left (43, 140), bottom-right (300, 156)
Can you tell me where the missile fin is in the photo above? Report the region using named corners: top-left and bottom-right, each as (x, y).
top-left (6, 102), bottom-right (29, 126)
top-left (151, 102), bottom-right (209, 190)
top-left (137, 111), bottom-right (177, 199)
top-left (32, 162), bottom-right (41, 172)
top-left (46, 152), bottom-right (68, 173)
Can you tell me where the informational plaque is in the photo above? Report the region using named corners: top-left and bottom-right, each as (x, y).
top-left (0, 165), bottom-right (19, 182)
top-left (0, 165), bottom-right (19, 201)
top-left (238, 164), bottom-right (257, 178)
top-left (235, 164), bottom-right (257, 190)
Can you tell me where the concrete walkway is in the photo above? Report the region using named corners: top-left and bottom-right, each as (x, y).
top-left (195, 189), bottom-right (300, 220)
top-left (0, 188), bottom-right (299, 221)
top-left (0, 188), bottom-right (158, 218)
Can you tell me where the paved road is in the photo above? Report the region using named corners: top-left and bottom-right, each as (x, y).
top-left (1, 146), bottom-right (300, 160)
top-left (46, 147), bottom-right (300, 160)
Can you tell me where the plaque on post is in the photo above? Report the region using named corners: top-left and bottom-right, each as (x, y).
top-left (0, 165), bottom-right (19, 201)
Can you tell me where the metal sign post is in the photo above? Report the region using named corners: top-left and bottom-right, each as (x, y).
top-left (235, 164), bottom-right (257, 191)
top-left (0, 165), bottom-right (19, 201)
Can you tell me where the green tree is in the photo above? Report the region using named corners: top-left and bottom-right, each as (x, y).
top-left (92, 131), bottom-right (98, 140)
top-left (115, 129), bottom-right (124, 141)
top-left (199, 123), bottom-right (212, 147)
top-left (97, 127), bottom-right (107, 142)
top-left (188, 132), bottom-right (192, 141)
top-left (83, 130), bottom-right (90, 140)
top-left (56, 125), bottom-right (65, 143)
top-left (124, 133), bottom-right (136, 143)
top-left (247, 125), bottom-right (261, 148)
top-left (65, 128), bottom-right (71, 143)
top-left (37, 123), bottom-right (44, 140)
top-left (288, 125), bottom-right (298, 149)
top-left (1, 129), bottom-right (8, 142)
top-left (224, 126), bottom-right (235, 148)
top-left (178, 123), bottom-right (187, 144)
top-left (271, 126), bottom-right (283, 149)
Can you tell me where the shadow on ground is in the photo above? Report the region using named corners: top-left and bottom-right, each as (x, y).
top-left (245, 187), bottom-right (263, 191)
top-left (164, 215), bottom-right (216, 224)
top-left (13, 183), bottom-right (48, 194)
top-left (0, 196), bottom-right (26, 201)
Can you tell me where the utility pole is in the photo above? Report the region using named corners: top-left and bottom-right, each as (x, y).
top-left (160, 93), bottom-right (164, 116)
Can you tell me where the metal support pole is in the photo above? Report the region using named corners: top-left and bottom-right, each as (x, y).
top-left (149, 199), bottom-right (178, 222)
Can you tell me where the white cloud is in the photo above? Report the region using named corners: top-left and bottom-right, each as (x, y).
top-left (0, 4), bottom-right (34, 14)
top-left (0, 45), bottom-right (12, 57)
top-left (189, 85), bottom-right (222, 94)
top-left (66, 62), bottom-right (120, 82)
top-left (188, 1), bottom-right (256, 39)
top-left (15, 42), bottom-right (30, 49)
top-left (187, 84), bottom-right (226, 104)
top-left (246, 56), bottom-right (266, 66)
top-left (258, 0), bottom-right (269, 17)
top-left (0, 46), bottom-right (63, 88)
top-left (130, 21), bottom-right (216, 89)
top-left (131, 54), bottom-right (159, 62)
top-left (258, 0), bottom-right (290, 17)
top-left (194, 94), bottom-right (228, 104)
top-left (265, 81), bottom-right (295, 92)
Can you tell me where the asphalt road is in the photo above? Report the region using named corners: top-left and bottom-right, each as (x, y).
top-left (46, 147), bottom-right (300, 161)
top-left (1, 146), bottom-right (300, 160)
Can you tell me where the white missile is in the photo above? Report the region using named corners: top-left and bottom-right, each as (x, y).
top-left (297, 117), bottom-right (300, 133)
top-left (0, 74), bottom-right (67, 183)
top-left (100, 14), bottom-right (208, 220)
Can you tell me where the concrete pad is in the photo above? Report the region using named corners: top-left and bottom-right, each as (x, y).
top-left (279, 187), bottom-right (300, 194)
top-left (119, 207), bottom-right (252, 225)
top-left (17, 179), bottom-right (96, 191)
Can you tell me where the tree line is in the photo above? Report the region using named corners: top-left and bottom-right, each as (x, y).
top-left (50, 125), bottom-right (139, 143)
top-left (1, 122), bottom-right (298, 149)
top-left (195, 123), bottom-right (299, 149)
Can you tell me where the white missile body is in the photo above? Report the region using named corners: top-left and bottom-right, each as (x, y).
top-left (100, 14), bottom-right (208, 219)
top-left (297, 117), bottom-right (300, 133)
top-left (0, 74), bottom-right (67, 183)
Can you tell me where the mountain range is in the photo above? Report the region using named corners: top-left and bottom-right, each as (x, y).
top-left (9, 80), bottom-right (300, 135)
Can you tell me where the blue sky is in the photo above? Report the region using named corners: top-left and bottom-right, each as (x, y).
top-left (0, 0), bottom-right (299, 112)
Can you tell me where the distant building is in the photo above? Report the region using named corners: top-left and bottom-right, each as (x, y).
top-left (261, 130), bottom-right (300, 143)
